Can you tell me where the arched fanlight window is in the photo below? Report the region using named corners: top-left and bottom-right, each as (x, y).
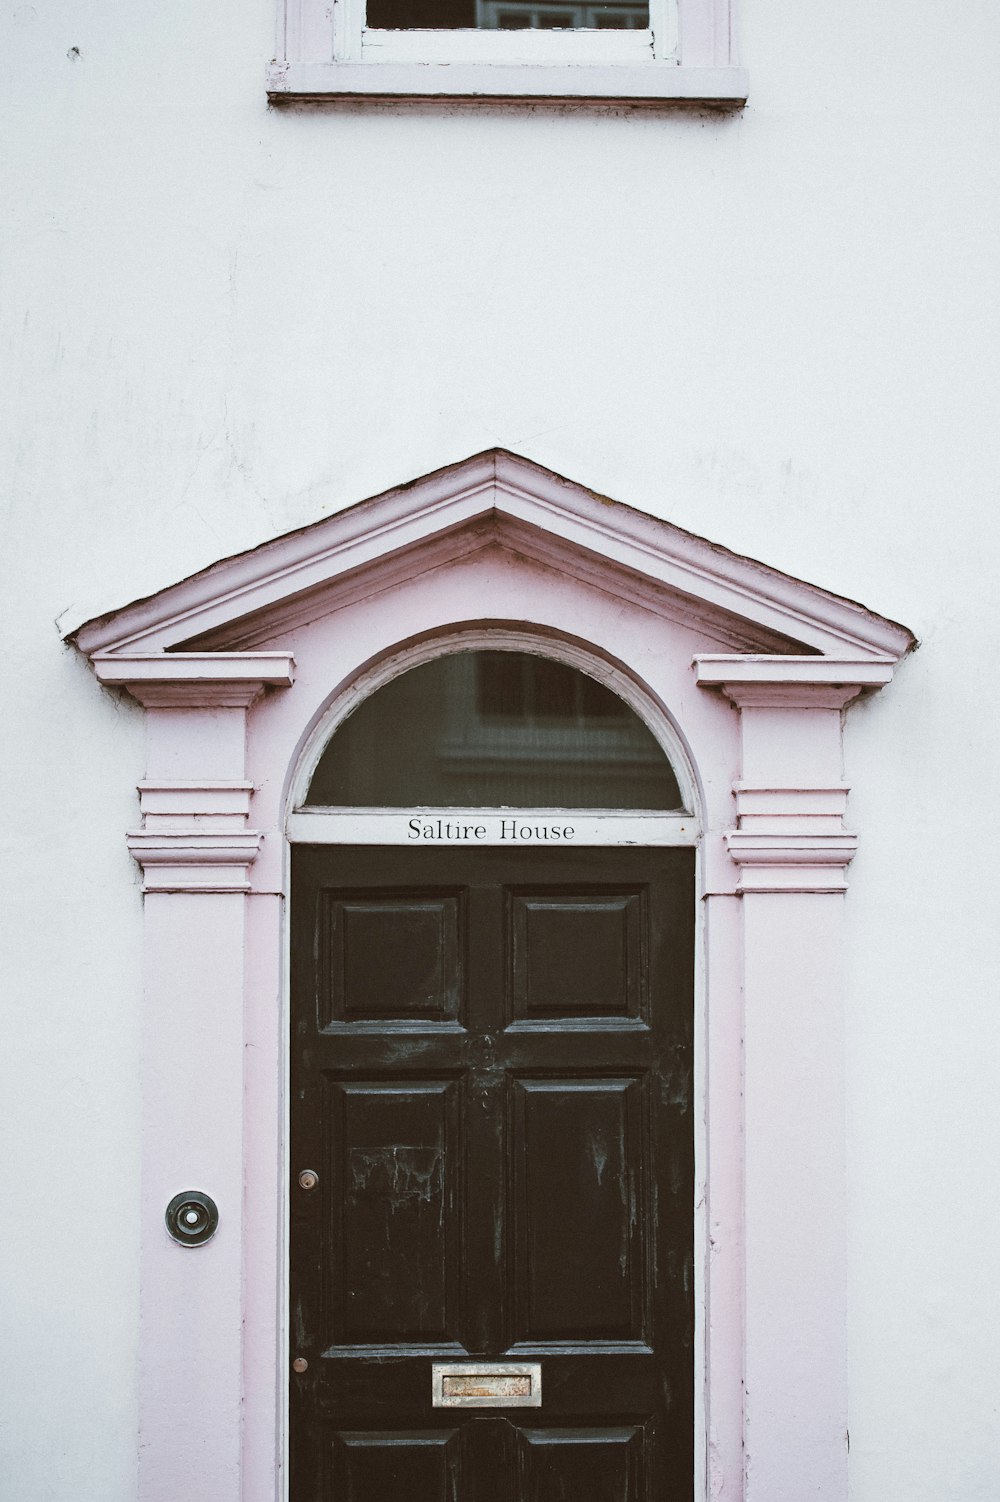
top-left (306, 650), bottom-right (683, 809)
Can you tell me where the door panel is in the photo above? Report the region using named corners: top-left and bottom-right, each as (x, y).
top-left (291, 846), bottom-right (693, 1498)
top-left (511, 1077), bottom-right (646, 1343)
top-left (330, 1079), bottom-right (462, 1346)
top-left (333, 1428), bottom-right (461, 1501)
top-left (515, 1424), bottom-right (648, 1502)
top-left (510, 890), bottom-right (643, 1022)
top-left (320, 889), bottom-right (464, 1027)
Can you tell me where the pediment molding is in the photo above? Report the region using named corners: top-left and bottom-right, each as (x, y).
top-left (69, 450), bottom-right (915, 666)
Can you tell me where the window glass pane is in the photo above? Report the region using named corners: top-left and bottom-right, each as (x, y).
top-left (366, 0), bottom-right (648, 29)
top-left (306, 651), bottom-right (683, 809)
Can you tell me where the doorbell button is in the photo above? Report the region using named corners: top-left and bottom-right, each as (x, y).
top-left (165, 1190), bottom-right (219, 1247)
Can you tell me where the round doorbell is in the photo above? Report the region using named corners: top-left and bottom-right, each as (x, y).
top-left (165, 1190), bottom-right (219, 1247)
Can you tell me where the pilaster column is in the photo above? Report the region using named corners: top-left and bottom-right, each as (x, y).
top-left (92, 652), bottom-right (293, 1502)
top-left (696, 655), bottom-right (893, 1502)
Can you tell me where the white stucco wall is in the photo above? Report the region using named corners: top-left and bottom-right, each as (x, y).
top-left (2, 0), bottom-right (999, 1496)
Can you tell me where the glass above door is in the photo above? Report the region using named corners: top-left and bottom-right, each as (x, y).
top-left (305, 651), bottom-right (683, 810)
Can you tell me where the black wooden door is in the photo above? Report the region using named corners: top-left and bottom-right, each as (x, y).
top-left (291, 845), bottom-right (694, 1500)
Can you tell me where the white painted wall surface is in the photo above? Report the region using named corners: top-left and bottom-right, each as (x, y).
top-left (2, 0), bottom-right (999, 1496)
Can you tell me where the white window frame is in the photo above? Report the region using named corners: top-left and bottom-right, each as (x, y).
top-left (267, 0), bottom-right (747, 103)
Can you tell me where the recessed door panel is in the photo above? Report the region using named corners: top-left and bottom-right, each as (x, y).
top-left (510, 891), bottom-right (644, 1023)
top-left (291, 845), bottom-right (693, 1498)
top-left (329, 1079), bottom-right (462, 1346)
top-left (512, 1077), bottom-right (646, 1343)
top-left (333, 1428), bottom-right (461, 1500)
top-left (320, 890), bottom-right (463, 1027)
top-left (516, 1424), bottom-right (648, 1502)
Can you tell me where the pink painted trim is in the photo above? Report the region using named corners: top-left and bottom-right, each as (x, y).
top-left (91, 650), bottom-right (296, 682)
top-left (138, 782), bottom-right (255, 817)
top-left (73, 456), bottom-right (915, 1502)
top-left (694, 655), bottom-right (897, 709)
top-left (126, 831), bottom-right (263, 893)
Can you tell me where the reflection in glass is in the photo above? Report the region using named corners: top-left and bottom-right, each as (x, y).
top-left (366, 0), bottom-right (647, 29)
top-left (306, 651), bottom-right (683, 809)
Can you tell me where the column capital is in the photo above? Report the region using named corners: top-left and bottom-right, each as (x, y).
top-left (725, 829), bottom-right (859, 892)
top-left (695, 655), bottom-right (891, 894)
top-left (694, 653), bottom-right (895, 708)
top-left (127, 830), bottom-right (263, 893)
top-left (92, 653), bottom-right (293, 891)
top-left (92, 651), bottom-right (295, 708)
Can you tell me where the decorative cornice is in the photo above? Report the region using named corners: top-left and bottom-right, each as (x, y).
top-left (92, 651), bottom-right (295, 684)
top-left (725, 830), bottom-right (858, 893)
top-left (732, 787), bottom-right (850, 838)
top-left (137, 781), bottom-right (255, 838)
top-left (127, 831), bottom-right (263, 893)
top-left (138, 782), bottom-right (254, 818)
top-left (91, 652), bottom-right (295, 709)
top-left (694, 654), bottom-right (895, 708)
top-left (734, 785), bottom-right (848, 815)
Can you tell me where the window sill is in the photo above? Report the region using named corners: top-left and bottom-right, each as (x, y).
top-left (265, 60), bottom-right (749, 105)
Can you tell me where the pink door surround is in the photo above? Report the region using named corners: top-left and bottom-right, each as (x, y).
top-left (70, 449), bottom-right (915, 1502)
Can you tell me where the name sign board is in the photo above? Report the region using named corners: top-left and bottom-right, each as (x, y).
top-left (407, 815), bottom-right (576, 842)
top-left (287, 810), bottom-right (696, 847)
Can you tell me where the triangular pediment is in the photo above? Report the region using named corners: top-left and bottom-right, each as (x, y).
top-left (70, 450), bottom-right (915, 662)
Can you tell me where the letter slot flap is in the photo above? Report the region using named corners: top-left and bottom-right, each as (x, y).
top-left (432, 1362), bottom-right (542, 1408)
